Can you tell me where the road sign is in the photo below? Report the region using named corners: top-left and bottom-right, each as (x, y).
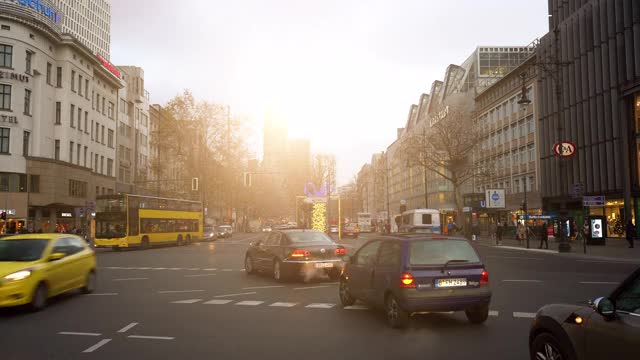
top-left (480, 200), bottom-right (486, 208)
top-left (583, 195), bottom-right (605, 207)
top-left (518, 214), bottom-right (558, 220)
top-left (553, 141), bottom-right (577, 157)
top-left (485, 189), bottom-right (505, 209)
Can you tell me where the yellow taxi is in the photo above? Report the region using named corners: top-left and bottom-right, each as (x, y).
top-left (0, 234), bottom-right (97, 311)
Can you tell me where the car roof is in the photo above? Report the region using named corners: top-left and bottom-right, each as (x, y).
top-left (0, 233), bottom-right (73, 241)
top-left (374, 234), bottom-right (470, 242)
top-left (276, 229), bottom-right (322, 233)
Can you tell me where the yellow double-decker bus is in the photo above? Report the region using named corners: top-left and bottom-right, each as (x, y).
top-left (94, 194), bottom-right (203, 251)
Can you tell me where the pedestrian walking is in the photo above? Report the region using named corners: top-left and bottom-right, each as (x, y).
top-left (496, 221), bottom-right (503, 246)
top-left (489, 221), bottom-right (497, 245)
top-left (538, 223), bottom-right (549, 249)
top-left (516, 223), bottom-right (525, 246)
top-left (626, 220), bottom-right (636, 248)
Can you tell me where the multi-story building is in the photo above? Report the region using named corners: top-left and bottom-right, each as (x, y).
top-left (52, 0), bottom-right (111, 59)
top-left (384, 46), bottom-right (535, 225)
top-left (537, 0), bottom-right (640, 237)
top-left (0, 4), bottom-right (122, 233)
top-left (115, 66), bottom-right (150, 195)
top-left (473, 55), bottom-right (541, 229)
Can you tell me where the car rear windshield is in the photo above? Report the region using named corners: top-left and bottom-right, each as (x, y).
top-left (287, 232), bottom-right (333, 244)
top-left (409, 240), bottom-right (480, 266)
top-left (0, 239), bottom-right (49, 262)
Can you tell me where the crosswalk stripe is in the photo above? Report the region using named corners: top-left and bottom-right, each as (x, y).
top-left (171, 299), bottom-right (202, 304)
top-left (236, 301), bottom-right (264, 306)
top-left (203, 299), bottom-right (233, 305)
top-left (305, 303), bottom-right (335, 309)
top-left (270, 302), bottom-right (298, 307)
top-left (513, 312), bottom-right (536, 319)
top-left (489, 310), bottom-right (499, 317)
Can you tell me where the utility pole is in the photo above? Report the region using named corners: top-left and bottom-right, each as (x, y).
top-left (422, 127), bottom-right (429, 209)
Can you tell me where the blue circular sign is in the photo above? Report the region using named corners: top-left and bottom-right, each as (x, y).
top-left (491, 193), bottom-right (500, 201)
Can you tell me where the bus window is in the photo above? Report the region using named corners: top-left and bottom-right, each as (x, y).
top-left (422, 214), bottom-right (432, 225)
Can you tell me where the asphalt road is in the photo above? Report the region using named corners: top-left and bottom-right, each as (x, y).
top-left (1, 232), bottom-right (638, 360)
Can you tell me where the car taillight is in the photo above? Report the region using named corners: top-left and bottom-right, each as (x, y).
top-left (335, 248), bottom-right (346, 256)
top-left (480, 269), bottom-right (489, 286)
top-left (400, 273), bottom-right (416, 288)
top-left (290, 249), bottom-right (311, 258)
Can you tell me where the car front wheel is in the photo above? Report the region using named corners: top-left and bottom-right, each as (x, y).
top-left (530, 332), bottom-right (575, 360)
top-left (245, 256), bottom-right (255, 275)
top-left (30, 283), bottom-right (48, 312)
top-left (273, 260), bottom-right (287, 282)
top-left (465, 304), bottom-right (489, 324)
top-left (82, 271), bottom-right (96, 294)
top-left (339, 279), bottom-right (355, 306)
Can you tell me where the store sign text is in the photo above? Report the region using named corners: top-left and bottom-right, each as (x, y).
top-left (10, 0), bottom-right (60, 23)
top-left (60, 212), bottom-right (73, 218)
top-left (553, 141), bottom-right (576, 158)
top-left (0, 71), bottom-right (29, 83)
top-left (96, 54), bottom-right (121, 78)
top-left (428, 106), bottom-right (450, 127)
top-left (0, 115), bottom-right (18, 124)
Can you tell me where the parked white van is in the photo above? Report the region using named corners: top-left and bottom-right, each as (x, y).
top-left (398, 209), bottom-right (441, 234)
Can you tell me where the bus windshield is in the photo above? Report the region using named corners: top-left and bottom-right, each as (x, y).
top-left (95, 212), bottom-right (127, 238)
top-left (97, 196), bottom-right (126, 213)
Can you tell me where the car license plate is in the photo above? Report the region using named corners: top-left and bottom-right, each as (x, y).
top-left (436, 278), bottom-right (467, 288)
top-left (314, 262), bottom-right (333, 269)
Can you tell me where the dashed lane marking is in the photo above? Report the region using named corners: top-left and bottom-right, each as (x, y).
top-left (222, 269), bottom-right (233, 272)
top-left (486, 256), bottom-right (544, 261)
top-left (214, 292), bottom-right (257, 298)
top-left (305, 303), bottom-right (336, 309)
top-left (128, 335), bottom-right (174, 340)
top-left (184, 274), bottom-right (217, 278)
top-left (235, 300), bottom-right (265, 306)
top-left (203, 268), bottom-right (217, 271)
top-left (203, 299), bottom-right (233, 305)
top-left (83, 339), bottom-right (112, 353)
top-left (117, 323), bottom-right (139, 333)
top-left (579, 281), bottom-right (619, 285)
top-left (513, 312), bottom-right (537, 319)
top-left (158, 290), bottom-right (205, 294)
top-left (344, 305), bottom-right (369, 310)
top-left (242, 285), bottom-right (285, 290)
top-left (171, 299), bottom-right (203, 304)
top-left (88, 293), bottom-right (119, 296)
top-left (294, 285), bottom-right (331, 291)
top-left (59, 332), bottom-right (102, 337)
top-left (270, 302), bottom-right (298, 307)
top-left (113, 278), bottom-right (148, 281)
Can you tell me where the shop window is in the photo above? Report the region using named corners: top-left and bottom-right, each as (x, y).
top-left (0, 127), bottom-right (9, 153)
top-left (29, 175), bottom-right (39, 193)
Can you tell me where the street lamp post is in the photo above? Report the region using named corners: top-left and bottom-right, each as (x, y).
top-left (517, 72), bottom-right (532, 249)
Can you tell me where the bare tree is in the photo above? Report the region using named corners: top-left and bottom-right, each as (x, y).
top-left (310, 154), bottom-right (336, 195)
top-left (399, 105), bottom-right (485, 219)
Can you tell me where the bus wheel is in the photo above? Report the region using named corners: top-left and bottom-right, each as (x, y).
top-left (186, 235), bottom-right (192, 245)
top-left (141, 236), bottom-right (150, 249)
top-left (177, 235), bottom-right (184, 246)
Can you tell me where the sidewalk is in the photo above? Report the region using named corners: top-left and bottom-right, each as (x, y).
top-left (474, 235), bottom-right (640, 263)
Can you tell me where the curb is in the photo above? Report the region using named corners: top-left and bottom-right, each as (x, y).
top-left (477, 243), bottom-right (640, 264)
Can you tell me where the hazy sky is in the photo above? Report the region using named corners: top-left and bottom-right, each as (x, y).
top-left (110, 0), bottom-right (549, 185)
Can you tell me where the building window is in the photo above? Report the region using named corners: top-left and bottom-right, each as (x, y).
top-left (107, 158), bottom-right (113, 177)
top-left (71, 70), bottom-right (76, 92)
top-left (528, 144), bottom-right (535, 162)
top-left (83, 146), bottom-right (88, 167)
top-left (108, 129), bottom-right (114, 148)
top-left (69, 141), bottom-right (74, 163)
top-left (54, 139), bottom-right (60, 160)
top-left (529, 176), bottom-right (535, 192)
top-left (527, 116), bottom-right (535, 134)
top-left (0, 127), bottom-right (9, 153)
top-left (119, 98), bottom-right (126, 114)
top-left (77, 107), bottom-right (82, 131)
top-left (0, 44), bottom-right (12, 68)
top-left (84, 112), bottom-right (88, 134)
top-left (76, 143), bottom-right (80, 165)
top-left (0, 84), bottom-right (11, 110)
top-left (101, 125), bottom-right (105, 144)
top-left (94, 154), bottom-right (98, 173)
top-left (23, 89), bottom-right (31, 115)
top-left (100, 156), bottom-right (104, 174)
top-left (108, 102), bottom-right (114, 119)
top-left (69, 179), bottom-right (88, 198)
top-left (78, 75), bottom-right (83, 96)
top-left (515, 179), bottom-right (520, 194)
top-left (70, 104), bottom-right (75, 127)
top-left (29, 175), bottom-right (39, 193)
top-left (46, 62), bottom-right (52, 84)
top-left (519, 120), bottom-right (526, 137)
top-left (22, 131), bottom-right (29, 156)
top-left (85, 79), bottom-right (89, 99)
top-left (25, 51), bottom-right (32, 74)
top-left (55, 102), bottom-right (61, 124)
top-left (56, 67), bottom-right (62, 88)
top-left (91, 120), bottom-right (94, 140)
top-left (101, 97), bottom-right (105, 115)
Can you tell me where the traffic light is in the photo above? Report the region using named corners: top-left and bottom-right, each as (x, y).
top-left (0, 211), bottom-right (6, 220)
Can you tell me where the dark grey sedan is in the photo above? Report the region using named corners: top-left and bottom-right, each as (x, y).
top-left (339, 234), bottom-right (491, 328)
top-left (529, 267), bottom-right (640, 360)
top-left (244, 230), bottom-right (345, 282)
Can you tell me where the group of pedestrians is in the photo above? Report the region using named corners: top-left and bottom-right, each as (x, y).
top-left (490, 220), bottom-right (549, 249)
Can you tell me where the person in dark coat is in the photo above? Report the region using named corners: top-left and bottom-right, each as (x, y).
top-left (626, 220), bottom-right (636, 248)
top-left (496, 221), bottom-right (503, 246)
top-left (538, 223), bottom-right (549, 249)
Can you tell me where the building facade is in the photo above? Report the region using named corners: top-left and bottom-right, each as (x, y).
top-left (52, 0), bottom-right (111, 59)
top-left (537, 0), bottom-right (640, 237)
top-left (0, 6), bottom-right (122, 233)
top-left (473, 55), bottom-right (541, 229)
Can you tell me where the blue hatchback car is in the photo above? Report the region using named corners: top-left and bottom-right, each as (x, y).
top-left (339, 234), bottom-right (491, 328)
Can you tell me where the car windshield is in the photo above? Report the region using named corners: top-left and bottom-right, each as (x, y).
top-left (409, 240), bottom-right (480, 266)
top-left (287, 232), bottom-right (333, 244)
top-left (0, 239), bottom-right (49, 262)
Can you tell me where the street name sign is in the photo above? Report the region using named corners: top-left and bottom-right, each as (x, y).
top-left (582, 195), bottom-right (605, 207)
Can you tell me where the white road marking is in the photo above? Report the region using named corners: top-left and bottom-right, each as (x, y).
top-left (305, 303), bottom-right (336, 309)
top-left (128, 335), bottom-right (174, 340)
top-left (344, 305), bottom-right (369, 310)
top-left (203, 299), bottom-right (233, 305)
top-left (169, 268), bottom-right (183, 270)
top-left (152, 268), bottom-right (167, 270)
top-left (579, 281), bottom-right (619, 285)
top-left (235, 300), bottom-right (265, 306)
top-left (138, 267), bottom-right (151, 270)
top-left (158, 290), bottom-right (205, 294)
top-left (221, 269), bottom-right (233, 272)
top-left (117, 322), bottom-right (139, 333)
top-left (489, 310), bottom-right (499, 317)
top-left (58, 332), bottom-right (102, 337)
top-left (113, 277), bottom-right (148, 281)
top-left (486, 256), bottom-right (544, 261)
top-left (171, 299), bottom-right (203, 304)
top-left (294, 285), bottom-right (331, 290)
top-left (83, 339), bottom-right (112, 353)
top-left (187, 268), bottom-right (201, 271)
top-left (184, 274), bottom-right (217, 278)
top-left (270, 302), bottom-right (298, 307)
top-left (513, 312), bottom-right (537, 319)
top-left (502, 280), bottom-right (543, 283)
top-left (242, 285), bottom-right (285, 290)
top-left (214, 292), bottom-right (257, 298)
top-left (88, 293), bottom-right (119, 296)
top-left (203, 268), bottom-right (217, 271)
top-left (103, 267), bottom-right (124, 269)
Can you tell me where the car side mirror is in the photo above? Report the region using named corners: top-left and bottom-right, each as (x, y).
top-left (593, 297), bottom-right (616, 319)
top-left (48, 252), bottom-right (66, 262)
